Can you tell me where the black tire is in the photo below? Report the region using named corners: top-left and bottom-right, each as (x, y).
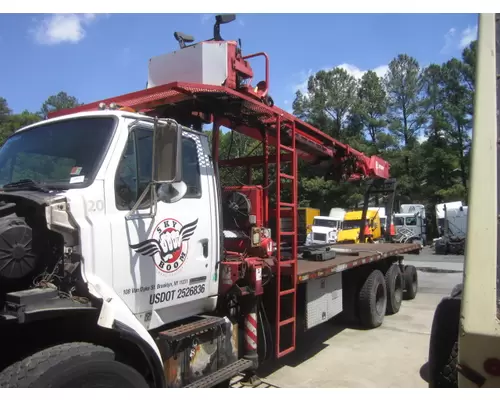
top-left (403, 265), bottom-right (418, 300)
top-left (358, 269), bottom-right (387, 328)
top-left (384, 264), bottom-right (404, 315)
top-left (0, 342), bottom-right (149, 388)
top-left (428, 286), bottom-right (461, 388)
top-left (435, 340), bottom-right (458, 387)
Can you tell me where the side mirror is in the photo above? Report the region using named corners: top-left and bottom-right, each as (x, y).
top-left (153, 119), bottom-right (182, 183)
top-left (125, 118), bottom-right (183, 220)
top-left (157, 181), bottom-right (187, 204)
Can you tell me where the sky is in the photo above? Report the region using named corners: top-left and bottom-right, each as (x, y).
top-left (0, 13), bottom-right (479, 115)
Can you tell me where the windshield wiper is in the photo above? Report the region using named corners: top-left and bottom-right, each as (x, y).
top-left (2, 179), bottom-right (55, 193)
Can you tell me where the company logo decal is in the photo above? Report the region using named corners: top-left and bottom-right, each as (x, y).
top-left (130, 218), bottom-right (198, 273)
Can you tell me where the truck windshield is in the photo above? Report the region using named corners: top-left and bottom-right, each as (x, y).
top-left (0, 117), bottom-right (116, 189)
top-left (313, 218), bottom-right (338, 228)
top-left (405, 217), bottom-right (417, 226)
top-left (394, 217), bottom-right (405, 226)
top-left (343, 219), bottom-right (369, 230)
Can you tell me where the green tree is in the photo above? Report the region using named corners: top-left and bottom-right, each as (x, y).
top-left (384, 54), bottom-right (426, 146)
top-left (384, 54), bottom-right (425, 199)
top-left (0, 98), bottom-right (42, 145)
top-left (461, 40), bottom-right (477, 95)
top-left (293, 68), bottom-right (359, 141)
top-left (40, 91), bottom-right (83, 119)
top-left (355, 71), bottom-right (393, 152)
top-left (0, 97), bottom-right (11, 119)
top-left (440, 58), bottom-right (472, 200)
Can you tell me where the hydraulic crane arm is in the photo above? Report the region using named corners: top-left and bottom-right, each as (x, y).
top-left (48, 81), bottom-right (390, 181)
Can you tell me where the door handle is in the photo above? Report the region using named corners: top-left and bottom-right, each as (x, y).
top-left (201, 239), bottom-right (208, 258)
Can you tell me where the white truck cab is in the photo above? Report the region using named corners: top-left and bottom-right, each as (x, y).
top-left (0, 110), bottom-right (222, 369)
top-left (435, 201), bottom-right (463, 236)
top-left (393, 204), bottom-right (427, 246)
top-left (309, 208), bottom-right (346, 245)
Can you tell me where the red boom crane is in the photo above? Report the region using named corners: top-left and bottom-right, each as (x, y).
top-left (48, 14), bottom-right (393, 358)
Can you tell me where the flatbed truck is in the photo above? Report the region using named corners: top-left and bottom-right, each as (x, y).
top-left (0, 14), bottom-right (421, 388)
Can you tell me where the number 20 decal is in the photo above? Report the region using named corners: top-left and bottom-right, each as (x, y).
top-left (87, 200), bottom-right (105, 213)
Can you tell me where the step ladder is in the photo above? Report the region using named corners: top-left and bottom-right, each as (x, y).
top-left (159, 315), bottom-right (226, 342)
top-left (275, 117), bottom-right (298, 358)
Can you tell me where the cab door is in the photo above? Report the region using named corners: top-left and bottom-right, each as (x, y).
top-left (108, 120), bottom-right (217, 329)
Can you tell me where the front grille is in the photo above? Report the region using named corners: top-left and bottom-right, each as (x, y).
top-left (313, 233), bottom-right (327, 241)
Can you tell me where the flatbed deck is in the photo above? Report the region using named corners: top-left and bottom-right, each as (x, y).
top-left (297, 242), bottom-right (421, 282)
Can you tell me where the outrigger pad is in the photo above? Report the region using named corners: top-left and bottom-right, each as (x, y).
top-left (174, 31), bottom-right (195, 43)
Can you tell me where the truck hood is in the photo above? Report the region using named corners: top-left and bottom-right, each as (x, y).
top-left (0, 189), bottom-right (66, 206)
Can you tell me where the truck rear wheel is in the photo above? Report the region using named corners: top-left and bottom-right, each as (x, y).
top-left (358, 269), bottom-right (387, 329)
top-left (384, 264), bottom-right (403, 315)
top-left (0, 342), bottom-right (149, 388)
top-left (403, 265), bottom-right (418, 300)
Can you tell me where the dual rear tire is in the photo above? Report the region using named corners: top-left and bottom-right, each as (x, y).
top-left (357, 264), bottom-right (417, 329)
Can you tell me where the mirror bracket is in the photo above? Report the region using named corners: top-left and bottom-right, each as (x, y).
top-left (125, 117), bottom-right (183, 220)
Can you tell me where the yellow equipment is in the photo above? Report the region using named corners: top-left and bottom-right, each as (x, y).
top-left (337, 209), bottom-right (382, 244)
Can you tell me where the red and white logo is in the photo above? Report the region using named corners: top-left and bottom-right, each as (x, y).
top-left (130, 218), bottom-right (198, 274)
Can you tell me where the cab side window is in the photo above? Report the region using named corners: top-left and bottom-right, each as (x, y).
top-left (115, 128), bottom-right (202, 210)
top-left (182, 137), bottom-right (202, 198)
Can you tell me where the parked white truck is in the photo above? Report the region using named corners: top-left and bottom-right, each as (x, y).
top-left (393, 204), bottom-right (427, 246)
top-left (434, 201), bottom-right (468, 255)
top-left (309, 208), bottom-right (346, 245)
top-left (435, 201), bottom-right (466, 237)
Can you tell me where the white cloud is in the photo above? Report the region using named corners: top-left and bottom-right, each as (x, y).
top-left (460, 25), bottom-right (478, 49)
top-left (440, 27), bottom-right (456, 54)
top-left (292, 68), bottom-right (314, 94)
top-left (31, 14), bottom-right (100, 45)
top-left (441, 25), bottom-right (477, 54)
top-left (336, 63), bottom-right (389, 80)
top-left (201, 14), bottom-right (212, 24)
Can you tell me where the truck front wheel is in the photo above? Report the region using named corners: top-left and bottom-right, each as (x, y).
top-left (0, 342), bottom-right (149, 388)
